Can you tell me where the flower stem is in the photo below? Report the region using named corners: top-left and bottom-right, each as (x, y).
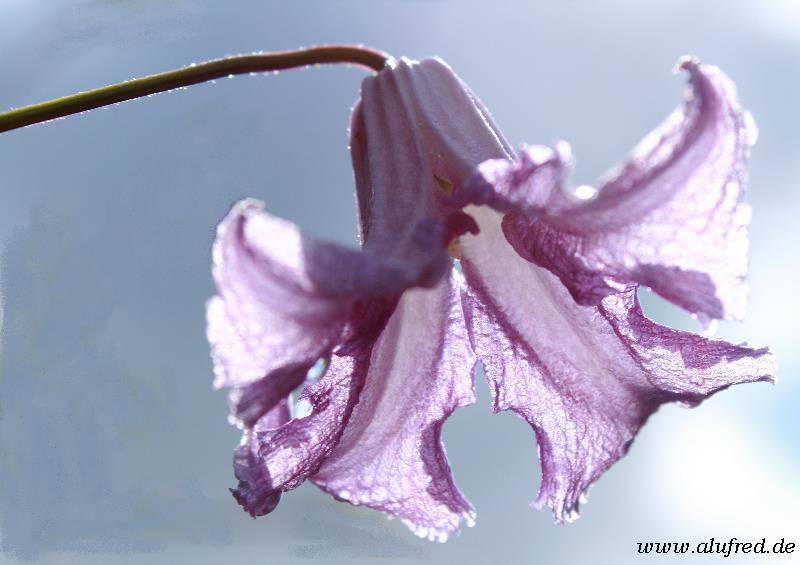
top-left (0, 45), bottom-right (389, 134)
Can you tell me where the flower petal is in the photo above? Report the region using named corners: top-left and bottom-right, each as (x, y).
top-left (230, 349), bottom-right (371, 516)
top-left (207, 199), bottom-right (445, 428)
top-left (459, 208), bottom-right (775, 523)
top-left (229, 294), bottom-right (398, 515)
top-left (457, 142), bottom-right (573, 215)
top-left (498, 57), bottom-right (756, 321)
top-left (312, 271), bottom-right (477, 542)
top-left (352, 57), bottom-right (510, 248)
top-left (219, 54), bottom-right (512, 519)
top-left (230, 400), bottom-right (291, 516)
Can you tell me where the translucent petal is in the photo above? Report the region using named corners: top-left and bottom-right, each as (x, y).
top-left (313, 272), bottom-right (477, 541)
top-left (208, 198), bottom-right (446, 428)
top-left (490, 58), bottom-right (755, 321)
top-left (459, 208), bottom-right (774, 522)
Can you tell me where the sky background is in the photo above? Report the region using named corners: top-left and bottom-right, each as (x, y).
top-left (0, 1), bottom-right (798, 563)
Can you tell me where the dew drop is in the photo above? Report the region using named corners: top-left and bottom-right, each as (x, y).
top-left (292, 398), bottom-right (312, 419)
top-left (575, 185), bottom-right (597, 200)
top-left (306, 358), bottom-right (327, 381)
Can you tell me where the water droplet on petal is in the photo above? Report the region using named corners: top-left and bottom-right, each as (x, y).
top-left (292, 398), bottom-right (312, 419)
top-left (306, 358), bottom-right (327, 381)
top-left (575, 185), bottom-right (597, 200)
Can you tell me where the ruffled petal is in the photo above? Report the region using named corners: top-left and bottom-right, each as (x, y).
top-left (312, 271), bottom-right (477, 542)
top-left (494, 57), bottom-right (756, 321)
top-left (232, 273), bottom-right (478, 539)
top-left (456, 143), bottom-right (572, 215)
top-left (230, 400), bottom-right (291, 516)
top-left (207, 198), bottom-right (446, 428)
top-left (230, 350), bottom-right (371, 516)
top-left (229, 294), bottom-right (398, 516)
top-left (459, 208), bottom-right (774, 523)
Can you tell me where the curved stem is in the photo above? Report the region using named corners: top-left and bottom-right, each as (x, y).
top-left (0, 45), bottom-right (389, 134)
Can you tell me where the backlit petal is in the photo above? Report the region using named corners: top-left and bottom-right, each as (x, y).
top-left (208, 199), bottom-right (443, 428)
top-left (218, 54), bottom-right (510, 519)
top-left (230, 400), bottom-right (291, 516)
top-left (498, 58), bottom-right (755, 321)
top-left (459, 208), bottom-right (774, 522)
top-left (229, 295), bottom-right (398, 515)
top-left (313, 272), bottom-right (477, 542)
top-left (230, 351), bottom-right (371, 516)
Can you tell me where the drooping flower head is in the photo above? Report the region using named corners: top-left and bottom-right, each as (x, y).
top-left (207, 55), bottom-right (774, 540)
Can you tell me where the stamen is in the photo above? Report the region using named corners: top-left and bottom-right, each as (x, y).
top-left (433, 173), bottom-right (454, 195)
top-left (0, 45), bottom-right (390, 134)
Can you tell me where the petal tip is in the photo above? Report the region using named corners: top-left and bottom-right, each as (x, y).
top-left (404, 508), bottom-right (476, 543)
top-left (533, 494), bottom-right (583, 526)
top-left (675, 54), bottom-right (701, 74)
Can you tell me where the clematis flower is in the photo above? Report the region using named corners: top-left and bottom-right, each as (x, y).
top-left (206, 55), bottom-right (774, 540)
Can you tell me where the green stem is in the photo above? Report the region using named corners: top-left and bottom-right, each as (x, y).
top-left (0, 45), bottom-right (389, 134)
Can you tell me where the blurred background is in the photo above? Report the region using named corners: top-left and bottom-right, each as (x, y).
top-left (1, 1), bottom-right (798, 563)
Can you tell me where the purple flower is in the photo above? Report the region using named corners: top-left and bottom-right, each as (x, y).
top-left (206, 56), bottom-right (774, 540)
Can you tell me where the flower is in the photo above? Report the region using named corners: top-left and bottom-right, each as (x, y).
top-left (206, 56), bottom-right (774, 541)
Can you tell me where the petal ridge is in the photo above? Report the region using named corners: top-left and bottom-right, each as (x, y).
top-left (459, 208), bottom-right (774, 522)
top-left (312, 271), bottom-right (478, 542)
top-left (496, 58), bottom-right (756, 321)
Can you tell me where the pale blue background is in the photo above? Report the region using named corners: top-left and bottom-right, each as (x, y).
top-left (1, 1), bottom-right (798, 563)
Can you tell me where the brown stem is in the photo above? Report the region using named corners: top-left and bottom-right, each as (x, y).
top-left (0, 45), bottom-right (389, 134)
